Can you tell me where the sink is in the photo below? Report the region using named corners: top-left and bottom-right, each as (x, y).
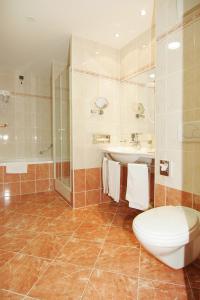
top-left (102, 145), bottom-right (155, 164)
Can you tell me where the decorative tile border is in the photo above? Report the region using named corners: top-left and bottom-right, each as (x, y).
top-left (11, 92), bottom-right (51, 100)
top-left (73, 68), bottom-right (120, 81)
top-left (157, 3), bottom-right (200, 42)
top-left (0, 162), bottom-right (54, 197)
top-left (120, 63), bottom-right (155, 82)
top-left (73, 64), bottom-right (156, 86)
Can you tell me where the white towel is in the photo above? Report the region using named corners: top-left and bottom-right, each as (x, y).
top-left (6, 162), bottom-right (28, 174)
top-left (126, 163), bottom-right (149, 210)
top-left (108, 160), bottom-right (120, 203)
top-left (102, 157), bottom-right (109, 194)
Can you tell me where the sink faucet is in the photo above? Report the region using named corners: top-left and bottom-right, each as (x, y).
top-left (131, 133), bottom-right (141, 147)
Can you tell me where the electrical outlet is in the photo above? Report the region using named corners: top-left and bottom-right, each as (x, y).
top-left (160, 160), bottom-right (169, 176)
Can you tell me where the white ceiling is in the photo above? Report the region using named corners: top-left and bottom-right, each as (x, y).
top-left (0, 0), bottom-right (154, 77)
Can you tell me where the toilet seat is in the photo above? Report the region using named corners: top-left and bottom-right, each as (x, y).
top-left (133, 206), bottom-right (200, 247)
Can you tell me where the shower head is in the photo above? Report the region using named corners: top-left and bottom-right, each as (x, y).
top-left (0, 90), bottom-right (10, 103)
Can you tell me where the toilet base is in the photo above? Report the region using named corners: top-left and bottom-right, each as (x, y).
top-left (141, 234), bottom-right (200, 269)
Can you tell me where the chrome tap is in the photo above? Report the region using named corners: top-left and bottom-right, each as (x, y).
top-left (131, 133), bottom-right (141, 147)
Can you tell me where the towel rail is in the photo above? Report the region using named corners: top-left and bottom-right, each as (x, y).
top-left (103, 153), bottom-right (154, 172)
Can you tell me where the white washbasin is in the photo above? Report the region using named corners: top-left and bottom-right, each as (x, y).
top-left (102, 145), bottom-right (155, 164)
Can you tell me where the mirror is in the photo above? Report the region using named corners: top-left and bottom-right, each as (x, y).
top-left (95, 97), bottom-right (108, 109)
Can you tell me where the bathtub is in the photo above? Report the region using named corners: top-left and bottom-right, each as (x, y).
top-left (0, 158), bottom-right (53, 167)
top-left (0, 158), bottom-right (54, 196)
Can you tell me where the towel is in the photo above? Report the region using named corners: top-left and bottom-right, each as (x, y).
top-left (108, 160), bottom-right (120, 203)
top-left (102, 157), bottom-right (109, 194)
top-left (126, 163), bottom-right (149, 210)
top-left (6, 162), bottom-right (28, 174)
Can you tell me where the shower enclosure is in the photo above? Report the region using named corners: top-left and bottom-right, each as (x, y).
top-left (52, 64), bottom-right (71, 202)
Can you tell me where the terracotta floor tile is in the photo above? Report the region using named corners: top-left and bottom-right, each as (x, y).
top-left (85, 211), bottom-right (115, 226)
top-left (20, 192), bottom-right (55, 204)
top-left (186, 255), bottom-right (200, 289)
top-left (13, 203), bottom-right (46, 215)
top-left (36, 205), bottom-right (66, 218)
top-left (29, 260), bottom-right (91, 300)
top-left (111, 212), bottom-right (135, 229)
top-left (0, 211), bottom-right (16, 226)
top-left (48, 217), bottom-right (82, 235)
top-left (139, 248), bottom-right (188, 286)
top-left (43, 198), bottom-right (69, 209)
top-left (74, 223), bottom-right (110, 243)
top-left (2, 213), bottom-right (38, 230)
top-left (0, 196), bottom-right (21, 210)
top-left (82, 269), bottom-right (138, 300)
top-left (138, 279), bottom-right (193, 300)
top-left (0, 191), bottom-right (199, 299)
top-left (48, 209), bottom-right (88, 234)
top-left (85, 202), bottom-right (119, 213)
top-left (0, 249), bottom-right (16, 267)
top-left (57, 237), bottom-right (102, 268)
top-left (27, 216), bottom-right (55, 233)
top-left (0, 253), bottom-right (49, 295)
top-left (0, 228), bottom-right (36, 252)
top-left (106, 226), bottom-right (139, 247)
top-left (117, 202), bottom-right (141, 215)
top-left (96, 243), bottom-right (140, 277)
top-left (21, 232), bottom-right (70, 259)
top-left (0, 289), bottom-right (25, 299)
top-left (60, 208), bottom-right (88, 219)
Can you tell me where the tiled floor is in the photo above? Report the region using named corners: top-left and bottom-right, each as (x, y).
top-left (0, 191), bottom-right (199, 299)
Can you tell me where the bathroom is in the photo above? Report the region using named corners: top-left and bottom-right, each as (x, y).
top-left (0, 0), bottom-right (200, 299)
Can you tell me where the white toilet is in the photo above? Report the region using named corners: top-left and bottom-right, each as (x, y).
top-left (132, 206), bottom-right (200, 269)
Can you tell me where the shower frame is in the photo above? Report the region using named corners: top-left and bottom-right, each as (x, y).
top-left (52, 63), bottom-right (72, 204)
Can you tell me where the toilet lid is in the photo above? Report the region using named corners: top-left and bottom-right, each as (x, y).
top-left (133, 206), bottom-right (199, 240)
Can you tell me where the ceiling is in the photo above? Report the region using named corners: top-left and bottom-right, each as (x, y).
top-left (0, 0), bottom-right (154, 77)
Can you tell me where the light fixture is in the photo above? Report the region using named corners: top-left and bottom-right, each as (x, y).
top-left (3, 134), bottom-right (9, 141)
top-left (149, 73), bottom-right (155, 79)
top-left (95, 51), bottom-right (100, 55)
top-left (140, 9), bottom-right (146, 16)
top-left (115, 33), bottom-right (120, 38)
top-left (167, 41), bottom-right (181, 50)
top-left (91, 97), bottom-right (109, 115)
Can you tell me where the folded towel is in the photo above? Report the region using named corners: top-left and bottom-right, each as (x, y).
top-left (6, 162), bottom-right (28, 174)
top-left (126, 163), bottom-right (149, 210)
top-left (108, 160), bottom-right (120, 203)
top-left (102, 157), bottom-right (109, 194)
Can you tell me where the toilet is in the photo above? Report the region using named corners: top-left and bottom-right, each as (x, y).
top-left (132, 206), bottom-right (200, 269)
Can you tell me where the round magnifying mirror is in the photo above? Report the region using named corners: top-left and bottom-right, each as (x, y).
top-left (95, 97), bottom-right (108, 109)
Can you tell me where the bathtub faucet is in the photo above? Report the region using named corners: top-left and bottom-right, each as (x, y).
top-left (39, 144), bottom-right (53, 155)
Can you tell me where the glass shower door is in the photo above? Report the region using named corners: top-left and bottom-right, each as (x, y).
top-left (53, 65), bottom-right (71, 202)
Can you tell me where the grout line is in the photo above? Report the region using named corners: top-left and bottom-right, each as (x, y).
top-left (137, 275), bottom-right (193, 288)
top-left (1, 289), bottom-right (28, 299)
top-left (23, 256), bottom-right (52, 298)
top-left (25, 206), bottom-right (88, 298)
top-left (80, 204), bottom-right (119, 299)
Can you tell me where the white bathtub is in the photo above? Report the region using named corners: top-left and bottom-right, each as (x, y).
top-left (0, 158), bottom-right (53, 167)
